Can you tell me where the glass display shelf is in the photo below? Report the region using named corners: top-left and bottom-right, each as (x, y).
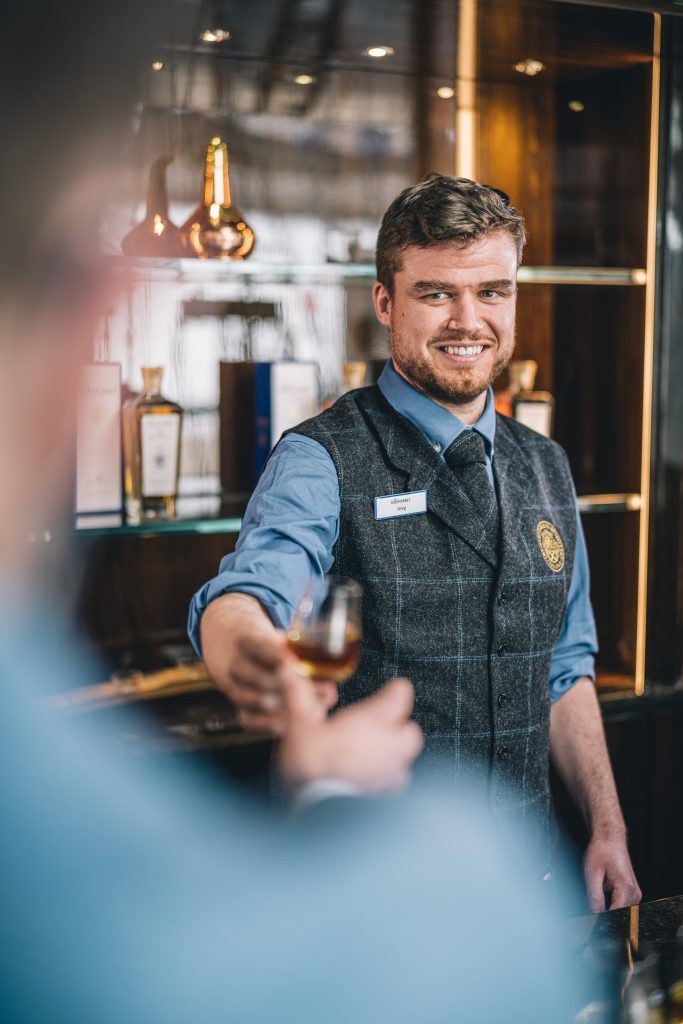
top-left (27, 517), bottom-right (243, 543)
top-left (49, 491), bottom-right (643, 541)
top-left (35, 492), bottom-right (246, 541)
top-left (72, 516), bottom-right (243, 540)
top-left (106, 255), bottom-right (648, 288)
top-left (106, 255), bottom-right (378, 283)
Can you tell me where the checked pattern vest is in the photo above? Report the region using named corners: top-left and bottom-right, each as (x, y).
top-left (288, 386), bottom-right (577, 860)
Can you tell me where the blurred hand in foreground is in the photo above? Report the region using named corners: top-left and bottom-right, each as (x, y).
top-left (278, 669), bottom-right (423, 795)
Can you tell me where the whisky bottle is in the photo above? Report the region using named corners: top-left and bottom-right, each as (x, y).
top-left (494, 358), bottom-right (534, 417)
top-left (509, 359), bottom-right (555, 438)
top-left (322, 361), bottom-right (367, 409)
top-left (180, 137), bottom-right (255, 260)
top-left (122, 367), bottom-right (182, 523)
top-left (121, 157), bottom-right (185, 258)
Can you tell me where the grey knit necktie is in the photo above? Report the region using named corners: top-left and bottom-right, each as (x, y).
top-left (443, 430), bottom-right (499, 540)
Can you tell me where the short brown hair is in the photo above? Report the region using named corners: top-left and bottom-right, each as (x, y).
top-left (376, 174), bottom-right (527, 293)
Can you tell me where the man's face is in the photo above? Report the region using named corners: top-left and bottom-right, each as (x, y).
top-left (372, 230), bottom-right (518, 406)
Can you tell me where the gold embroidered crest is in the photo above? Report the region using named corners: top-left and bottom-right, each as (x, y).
top-left (536, 520), bottom-right (565, 573)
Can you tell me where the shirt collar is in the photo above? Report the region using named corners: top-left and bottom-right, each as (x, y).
top-left (377, 359), bottom-right (496, 455)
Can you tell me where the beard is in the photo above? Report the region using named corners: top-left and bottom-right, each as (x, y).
top-left (390, 323), bottom-right (516, 405)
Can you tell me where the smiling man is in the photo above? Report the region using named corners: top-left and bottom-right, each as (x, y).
top-left (191, 175), bottom-right (641, 910)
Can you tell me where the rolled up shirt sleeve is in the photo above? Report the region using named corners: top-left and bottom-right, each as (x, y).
top-left (548, 505), bottom-right (598, 703)
top-left (188, 434), bottom-right (340, 657)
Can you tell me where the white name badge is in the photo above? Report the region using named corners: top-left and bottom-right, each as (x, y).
top-left (374, 489), bottom-right (428, 521)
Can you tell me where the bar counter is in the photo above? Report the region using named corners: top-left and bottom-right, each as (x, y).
top-left (572, 896), bottom-right (683, 1021)
top-left (590, 894), bottom-right (683, 954)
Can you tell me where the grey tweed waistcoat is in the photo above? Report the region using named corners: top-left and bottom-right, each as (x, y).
top-left (289, 385), bottom-right (577, 854)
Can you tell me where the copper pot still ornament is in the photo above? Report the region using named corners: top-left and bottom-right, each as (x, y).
top-left (180, 137), bottom-right (255, 260)
top-left (121, 156), bottom-right (185, 258)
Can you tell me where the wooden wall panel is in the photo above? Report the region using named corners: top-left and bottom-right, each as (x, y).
top-left (76, 533), bottom-right (238, 674)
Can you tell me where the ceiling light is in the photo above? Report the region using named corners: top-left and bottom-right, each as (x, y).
top-left (294, 74), bottom-right (315, 85)
top-left (201, 28), bottom-right (231, 43)
top-left (436, 85), bottom-right (455, 99)
top-left (365, 45), bottom-right (395, 58)
top-left (568, 99), bottom-right (585, 112)
top-left (514, 58), bottom-right (545, 77)
top-left (151, 60), bottom-right (164, 71)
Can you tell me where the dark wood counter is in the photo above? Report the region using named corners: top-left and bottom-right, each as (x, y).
top-left (572, 896), bottom-right (683, 1022)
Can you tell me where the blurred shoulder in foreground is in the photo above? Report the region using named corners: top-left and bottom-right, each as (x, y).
top-left (0, 605), bottom-right (578, 1024)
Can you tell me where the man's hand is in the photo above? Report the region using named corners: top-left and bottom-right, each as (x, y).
top-left (549, 678), bottom-right (642, 913)
top-left (227, 631), bottom-right (338, 735)
top-left (583, 832), bottom-right (642, 913)
top-left (278, 668), bottom-right (424, 794)
top-left (200, 594), bottom-right (337, 735)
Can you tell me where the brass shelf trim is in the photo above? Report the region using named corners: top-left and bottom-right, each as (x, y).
top-left (517, 267), bottom-right (647, 286)
top-left (45, 663), bottom-right (215, 711)
top-left (577, 493), bottom-right (642, 513)
top-left (635, 13), bottom-right (661, 697)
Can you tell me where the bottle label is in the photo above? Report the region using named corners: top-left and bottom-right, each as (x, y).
top-left (141, 413), bottom-right (180, 497)
top-left (513, 399), bottom-right (553, 438)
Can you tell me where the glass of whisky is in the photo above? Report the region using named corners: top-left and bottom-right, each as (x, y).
top-left (287, 578), bottom-right (362, 683)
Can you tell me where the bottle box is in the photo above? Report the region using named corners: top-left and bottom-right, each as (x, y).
top-left (75, 363), bottom-right (123, 529)
top-left (220, 361), bottom-right (319, 497)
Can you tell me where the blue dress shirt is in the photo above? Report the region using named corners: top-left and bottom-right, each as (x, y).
top-left (189, 361), bottom-right (597, 701)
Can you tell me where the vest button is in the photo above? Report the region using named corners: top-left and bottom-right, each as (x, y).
top-left (498, 745), bottom-right (509, 761)
top-left (497, 589), bottom-right (507, 605)
top-left (497, 642), bottom-right (507, 656)
top-left (497, 693), bottom-right (509, 708)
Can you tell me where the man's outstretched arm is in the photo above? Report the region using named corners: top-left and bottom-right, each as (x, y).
top-left (192, 434), bottom-right (341, 734)
top-left (549, 677), bottom-right (641, 912)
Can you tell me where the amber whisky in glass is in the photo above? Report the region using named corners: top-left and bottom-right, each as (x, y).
top-left (287, 578), bottom-right (362, 683)
top-left (122, 367), bottom-right (182, 523)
